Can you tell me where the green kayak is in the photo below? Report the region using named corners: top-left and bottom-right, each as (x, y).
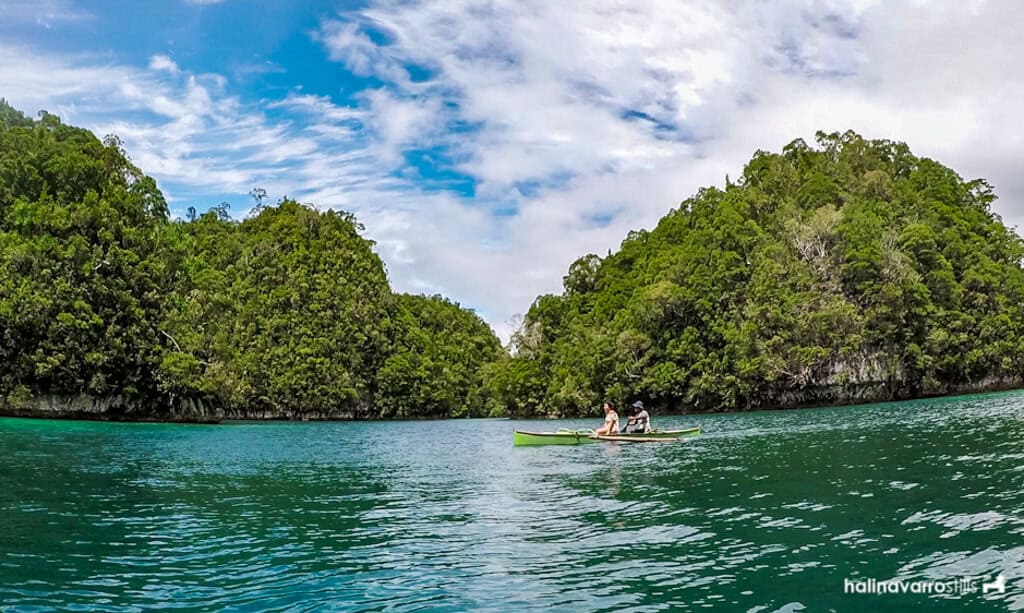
top-left (513, 427), bottom-right (700, 446)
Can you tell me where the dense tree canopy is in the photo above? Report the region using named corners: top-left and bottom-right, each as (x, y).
top-left (489, 131), bottom-right (1024, 417)
top-left (157, 201), bottom-right (396, 416)
top-left (0, 100), bottom-right (502, 419)
top-left (376, 294), bottom-right (504, 418)
top-left (0, 101), bottom-right (170, 403)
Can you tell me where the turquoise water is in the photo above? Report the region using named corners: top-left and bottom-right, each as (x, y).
top-left (2, 393), bottom-right (1023, 611)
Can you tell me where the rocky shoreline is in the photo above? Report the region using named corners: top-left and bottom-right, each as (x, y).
top-left (3, 378), bottom-right (1021, 423)
top-left (0, 393), bottom-right (378, 423)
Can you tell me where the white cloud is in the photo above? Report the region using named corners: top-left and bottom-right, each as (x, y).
top-left (148, 54), bottom-right (180, 75)
top-left (3, 1), bottom-right (1024, 343)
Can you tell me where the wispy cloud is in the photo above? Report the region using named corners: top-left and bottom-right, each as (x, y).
top-left (0, 0), bottom-right (93, 28)
top-left (0, 47), bottom-right (351, 206)
top-left (228, 59), bottom-right (286, 78)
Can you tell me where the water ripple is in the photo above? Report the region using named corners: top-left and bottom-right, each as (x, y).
top-left (2, 391), bottom-right (1024, 610)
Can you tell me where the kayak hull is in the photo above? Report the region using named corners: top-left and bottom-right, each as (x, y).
top-left (513, 427), bottom-right (700, 446)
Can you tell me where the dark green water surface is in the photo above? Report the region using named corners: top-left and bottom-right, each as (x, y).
top-left (2, 392), bottom-right (1024, 611)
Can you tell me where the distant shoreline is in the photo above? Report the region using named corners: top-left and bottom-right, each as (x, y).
top-left (3, 385), bottom-right (1021, 425)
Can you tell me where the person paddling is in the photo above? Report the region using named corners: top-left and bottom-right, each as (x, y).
top-left (595, 401), bottom-right (619, 436)
top-left (626, 401), bottom-right (651, 433)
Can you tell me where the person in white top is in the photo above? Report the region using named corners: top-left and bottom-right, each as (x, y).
top-left (624, 400), bottom-right (651, 433)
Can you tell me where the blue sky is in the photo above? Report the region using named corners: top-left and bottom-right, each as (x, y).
top-left (2, 0), bottom-right (1023, 340)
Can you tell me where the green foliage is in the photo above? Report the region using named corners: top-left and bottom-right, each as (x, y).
top-left (0, 108), bottom-right (169, 401)
top-left (490, 130), bottom-right (1024, 416)
top-left (376, 294), bottom-right (504, 418)
top-left (0, 99), bottom-right (33, 130)
top-left (0, 103), bottom-right (502, 419)
top-left (157, 201), bottom-right (397, 415)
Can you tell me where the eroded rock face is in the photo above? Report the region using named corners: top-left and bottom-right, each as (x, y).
top-left (745, 352), bottom-right (1022, 411)
top-left (0, 395), bottom-right (371, 422)
top-left (0, 394), bottom-right (221, 423)
top-left (1, 364), bottom-right (1019, 422)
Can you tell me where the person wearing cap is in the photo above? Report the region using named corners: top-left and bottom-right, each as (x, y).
top-left (624, 401), bottom-right (651, 433)
top-left (594, 401), bottom-right (619, 436)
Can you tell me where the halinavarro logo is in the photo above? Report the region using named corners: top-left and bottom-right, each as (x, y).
top-left (983, 575), bottom-right (1006, 594)
top-left (844, 574), bottom-right (1007, 596)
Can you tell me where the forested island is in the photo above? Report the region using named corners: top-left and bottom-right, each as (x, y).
top-left (0, 101), bottom-right (501, 421)
top-left (2, 99), bottom-right (1023, 421)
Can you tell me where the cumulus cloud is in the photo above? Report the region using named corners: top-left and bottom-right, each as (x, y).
top-left (148, 54), bottom-right (180, 75)
top-left (3, 1), bottom-right (1024, 342)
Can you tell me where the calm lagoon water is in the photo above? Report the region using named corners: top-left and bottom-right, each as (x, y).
top-left (2, 392), bottom-right (1024, 612)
